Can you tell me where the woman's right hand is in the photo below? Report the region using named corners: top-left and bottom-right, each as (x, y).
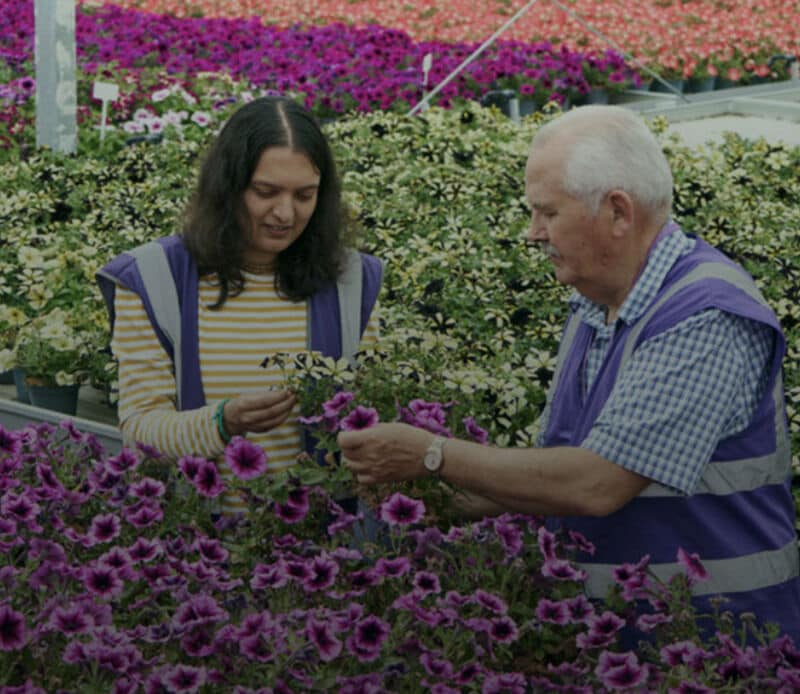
top-left (222, 389), bottom-right (297, 437)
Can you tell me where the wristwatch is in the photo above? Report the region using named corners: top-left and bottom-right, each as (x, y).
top-left (423, 435), bottom-right (447, 476)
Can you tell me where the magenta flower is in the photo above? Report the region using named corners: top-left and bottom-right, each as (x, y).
top-left (83, 565), bottom-right (124, 599)
top-left (494, 518), bottom-right (523, 556)
top-left (413, 571), bottom-right (441, 596)
top-left (251, 562), bottom-right (289, 590)
top-left (195, 537), bottom-right (228, 564)
top-left (594, 651), bottom-right (647, 690)
top-left (565, 594), bottom-right (595, 623)
top-left (164, 664), bottom-right (207, 693)
top-left (49, 605), bottom-right (92, 635)
top-left (178, 455), bottom-right (206, 481)
top-left (128, 537), bottom-right (162, 563)
top-left (489, 616), bottom-right (519, 643)
top-left (346, 615), bottom-right (390, 662)
top-left (125, 500), bottom-right (164, 528)
top-left (303, 554), bottom-right (339, 592)
top-left (374, 556), bottom-right (411, 578)
top-left (193, 461), bottom-right (225, 498)
top-left (0, 604), bottom-right (26, 651)
top-left (275, 500), bottom-right (309, 524)
top-left (106, 447), bottom-right (140, 473)
top-left (535, 598), bottom-right (570, 625)
top-left (636, 612), bottom-right (673, 632)
top-left (173, 594), bottom-right (228, 628)
top-left (541, 558), bottom-right (587, 582)
top-left (225, 437), bottom-right (268, 480)
top-left (322, 391), bottom-right (355, 416)
top-left (240, 633), bottom-right (276, 662)
top-left (462, 416), bottom-right (489, 444)
top-left (396, 399), bottom-right (452, 436)
top-left (379, 492), bottom-right (425, 526)
top-left (420, 652), bottom-right (454, 679)
top-left (340, 405), bottom-right (379, 431)
top-left (1, 491), bottom-right (39, 523)
top-left (88, 513), bottom-right (121, 544)
top-left (306, 618), bottom-right (342, 662)
top-left (677, 547), bottom-right (709, 583)
top-left (473, 589), bottom-right (508, 615)
top-left (130, 477), bottom-right (166, 499)
top-left (537, 526), bottom-right (558, 561)
top-left (0, 425), bottom-right (21, 456)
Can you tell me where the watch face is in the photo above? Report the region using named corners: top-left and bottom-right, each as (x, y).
top-left (423, 447), bottom-right (442, 473)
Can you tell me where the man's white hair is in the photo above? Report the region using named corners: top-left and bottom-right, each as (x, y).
top-left (530, 105), bottom-right (673, 216)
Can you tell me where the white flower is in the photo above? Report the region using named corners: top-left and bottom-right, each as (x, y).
top-left (133, 108), bottom-right (154, 122)
top-left (122, 121), bottom-right (145, 134)
top-left (147, 118), bottom-right (165, 134)
top-left (151, 88), bottom-right (172, 103)
top-left (0, 348), bottom-right (13, 372)
top-left (55, 370), bottom-right (78, 386)
top-left (17, 246), bottom-right (44, 268)
top-left (190, 111), bottom-right (211, 127)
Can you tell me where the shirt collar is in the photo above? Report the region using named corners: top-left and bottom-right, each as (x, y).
top-left (568, 219), bottom-right (695, 328)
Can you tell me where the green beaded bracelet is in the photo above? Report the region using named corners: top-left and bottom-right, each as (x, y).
top-left (215, 398), bottom-right (232, 444)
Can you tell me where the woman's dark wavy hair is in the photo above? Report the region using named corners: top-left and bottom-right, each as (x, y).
top-left (181, 96), bottom-right (352, 307)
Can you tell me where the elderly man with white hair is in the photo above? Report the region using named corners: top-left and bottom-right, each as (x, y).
top-left (340, 105), bottom-right (799, 642)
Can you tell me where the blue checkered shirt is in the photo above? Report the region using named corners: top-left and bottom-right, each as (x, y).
top-left (535, 226), bottom-right (775, 494)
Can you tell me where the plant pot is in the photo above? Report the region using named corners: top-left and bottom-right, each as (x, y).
top-left (27, 383), bottom-right (80, 416)
top-left (0, 369), bottom-right (13, 385)
top-left (685, 76), bottom-right (717, 93)
top-left (574, 86), bottom-right (610, 106)
top-left (13, 368), bottom-right (30, 404)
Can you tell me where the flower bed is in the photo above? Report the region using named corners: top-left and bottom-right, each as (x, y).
top-left (77, 0), bottom-right (800, 81)
top-left (2, 419), bottom-right (799, 691)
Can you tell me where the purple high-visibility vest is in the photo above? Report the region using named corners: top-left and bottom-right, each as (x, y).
top-left (96, 235), bottom-right (383, 440)
top-left (542, 234), bottom-right (800, 642)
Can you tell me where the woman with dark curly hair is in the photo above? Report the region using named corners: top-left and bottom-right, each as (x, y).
top-left (98, 96), bottom-right (383, 514)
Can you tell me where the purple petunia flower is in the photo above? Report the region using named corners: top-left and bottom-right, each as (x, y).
top-left (494, 518), bottom-right (523, 556)
top-left (1, 491), bottom-right (39, 524)
top-left (474, 589), bottom-right (508, 615)
top-left (379, 492), bottom-right (425, 526)
top-left (637, 612), bottom-right (673, 632)
top-left (193, 461), bottom-right (225, 498)
top-left (164, 664), bottom-right (207, 693)
top-left (345, 615), bottom-right (390, 662)
top-left (306, 618), bottom-right (342, 662)
top-left (541, 557), bottom-right (588, 582)
top-left (88, 513), bottom-right (122, 545)
top-left (303, 554), bottom-right (340, 593)
top-left (462, 416), bottom-right (489, 444)
top-left (195, 537), bottom-right (228, 564)
top-left (677, 547), bottom-right (710, 583)
top-left (420, 651), bottom-right (454, 679)
top-left (565, 594), bottom-right (595, 624)
top-left (173, 594), bottom-right (228, 629)
top-left (322, 391), bottom-right (355, 416)
top-left (49, 605), bottom-right (92, 635)
top-left (594, 650), bottom-right (647, 690)
top-left (128, 537), bottom-right (162, 563)
top-left (106, 447), bottom-right (140, 473)
top-left (374, 556), bottom-right (411, 578)
top-left (537, 526), bottom-right (558, 561)
top-left (125, 499), bottom-right (164, 528)
top-left (240, 634), bottom-right (276, 663)
top-left (535, 598), bottom-right (570, 625)
top-left (489, 616), bottom-right (519, 643)
top-left (178, 455), bottom-right (206, 481)
top-left (0, 604), bottom-right (26, 651)
top-left (130, 477), bottom-right (166, 499)
top-left (225, 437), bottom-right (267, 480)
top-left (0, 425), bottom-right (21, 456)
top-left (413, 571), bottom-right (441, 596)
top-left (340, 405), bottom-right (379, 431)
top-left (181, 627), bottom-right (215, 658)
top-left (83, 564), bottom-right (124, 599)
top-left (251, 561), bottom-right (289, 590)
top-left (275, 501), bottom-right (308, 524)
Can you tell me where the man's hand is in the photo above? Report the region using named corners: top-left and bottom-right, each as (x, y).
top-left (338, 422), bottom-right (434, 484)
top-left (223, 389), bottom-right (296, 436)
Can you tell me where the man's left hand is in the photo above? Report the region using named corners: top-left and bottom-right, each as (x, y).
top-left (338, 423), bottom-right (433, 484)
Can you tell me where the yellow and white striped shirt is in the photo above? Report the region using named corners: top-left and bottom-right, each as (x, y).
top-left (112, 270), bottom-right (378, 514)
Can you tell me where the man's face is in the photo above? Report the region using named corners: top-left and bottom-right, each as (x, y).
top-left (524, 143), bottom-right (614, 301)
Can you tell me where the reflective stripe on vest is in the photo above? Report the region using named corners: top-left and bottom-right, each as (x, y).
top-left (130, 243), bottom-right (364, 408)
top-left (581, 538), bottom-right (799, 598)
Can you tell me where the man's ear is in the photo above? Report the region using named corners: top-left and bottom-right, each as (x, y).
top-left (607, 190), bottom-right (634, 235)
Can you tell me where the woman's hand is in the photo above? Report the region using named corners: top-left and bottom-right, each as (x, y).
top-left (223, 389), bottom-right (297, 436)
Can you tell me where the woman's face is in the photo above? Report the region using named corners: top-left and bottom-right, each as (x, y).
top-left (241, 146), bottom-right (320, 269)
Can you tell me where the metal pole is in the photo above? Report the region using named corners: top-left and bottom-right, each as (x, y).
top-left (408, 0), bottom-right (541, 116)
top-left (35, 0), bottom-right (78, 153)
